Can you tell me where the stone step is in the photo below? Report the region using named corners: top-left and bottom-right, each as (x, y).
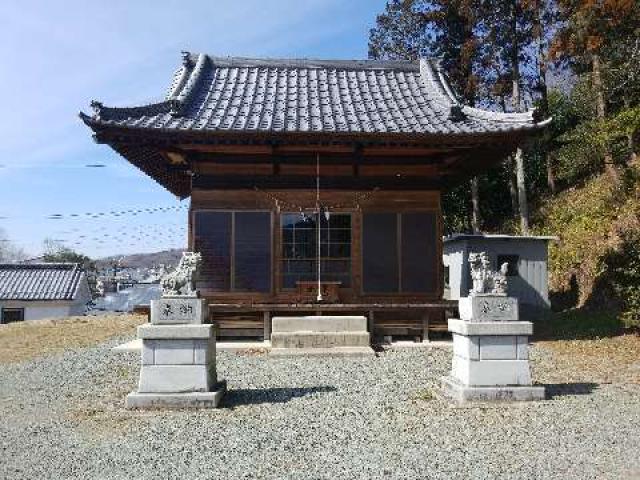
top-left (270, 347), bottom-right (375, 357)
top-left (271, 315), bottom-right (367, 333)
top-left (441, 376), bottom-right (545, 403)
top-left (271, 331), bottom-right (370, 349)
top-left (126, 382), bottom-right (227, 409)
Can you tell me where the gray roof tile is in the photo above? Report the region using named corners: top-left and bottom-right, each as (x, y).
top-left (83, 55), bottom-right (548, 137)
top-left (0, 264), bottom-right (85, 301)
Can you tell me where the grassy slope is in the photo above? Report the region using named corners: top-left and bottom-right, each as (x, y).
top-left (0, 315), bottom-right (146, 364)
top-left (533, 167), bottom-right (640, 310)
top-left (534, 309), bottom-right (640, 384)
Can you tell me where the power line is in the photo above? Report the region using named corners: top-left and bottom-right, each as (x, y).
top-left (0, 204), bottom-right (188, 221)
top-left (44, 204), bottom-right (188, 220)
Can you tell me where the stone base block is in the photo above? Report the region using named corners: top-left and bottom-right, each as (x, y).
top-left (269, 346), bottom-right (375, 357)
top-left (452, 356), bottom-right (532, 386)
top-left (126, 381), bottom-right (227, 409)
top-left (271, 331), bottom-right (370, 349)
top-left (138, 364), bottom-right (216, 393)
top-left (441, 376), bottom-right (545, 403)
top-left (452, 334), bottom-right (530, 361)
top-left (142, 337), bottom-right (215, 365)
top-left (138, 324), bottom-right (214, 339)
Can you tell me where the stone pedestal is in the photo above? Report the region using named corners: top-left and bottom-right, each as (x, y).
top-left (442, 296), bottom-right (545, 402)
top-left (270, 315), bottom-right (373, 356)
top-left (126, 297), bottom-right (226, 409)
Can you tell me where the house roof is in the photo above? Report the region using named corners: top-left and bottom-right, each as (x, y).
top-left (0, 263), bottom-right (86, 301)
top-left (81, 54), bottom-right (548, 137)
top-left (444, 234), bottom-right (558, 243)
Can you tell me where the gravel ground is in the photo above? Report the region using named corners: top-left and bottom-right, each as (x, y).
top-left (1, 338), bottom-right (639, 480)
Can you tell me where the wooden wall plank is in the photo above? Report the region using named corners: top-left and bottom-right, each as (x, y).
top-left (191, 175), bottom-right (443, 190)
top-left (359, 164), bottom-right (439, 177)
top-left (279, 164), bottom-right (353, 176)
top-left (191, 189), bottom-right (440, 210)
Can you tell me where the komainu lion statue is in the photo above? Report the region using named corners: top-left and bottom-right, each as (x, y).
top-left (160, 251), bottom-right (202, 297)
top-left (468, 252), bottom-right (509, 296)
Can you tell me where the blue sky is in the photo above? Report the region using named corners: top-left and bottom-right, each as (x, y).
top-left (0, 0), bottom-right (387, 258)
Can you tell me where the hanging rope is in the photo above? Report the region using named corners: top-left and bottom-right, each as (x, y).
top-left (316, 153), bottom-right (323, 302)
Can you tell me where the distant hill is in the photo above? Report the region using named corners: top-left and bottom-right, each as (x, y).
top-left (96, 248), bottom-right (183, 270)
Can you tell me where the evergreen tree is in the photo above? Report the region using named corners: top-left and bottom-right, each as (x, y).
top-left (551, 0), bottom-right (640, 178)
top-left (370, 0), bottom-right (485, 231)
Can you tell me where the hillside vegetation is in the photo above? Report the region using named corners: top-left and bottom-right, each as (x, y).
top-left (534, 166), bottom-right (640, 326)
top-left (369, 1), bottom-right (639, 329)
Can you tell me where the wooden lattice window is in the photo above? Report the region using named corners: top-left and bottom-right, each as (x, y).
top-left (281, 213), bottom-right (351, 288)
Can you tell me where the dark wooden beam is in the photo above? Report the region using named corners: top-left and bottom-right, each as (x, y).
top-left (179, 144), bottom-right (274, 154)
top-left (353, 144), bottom-right (362, 177)
top-left (361, 146), bottom-right (468, 156)
top-left (192, 174), bottom-right (443, 190)
top-left (187, 151), bottom-right (455, 166)
top-left (94, 123), bottom-right (533, 150)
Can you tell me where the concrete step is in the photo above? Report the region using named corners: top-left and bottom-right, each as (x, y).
top-left (271, 315), bottom-right (367, 333)
top-left (269, 346), bottom-right (375, 357)
top-left (271, 331), bottom-right (370, 349)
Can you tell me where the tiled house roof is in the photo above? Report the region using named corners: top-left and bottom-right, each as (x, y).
top-left (0, 264), bottom-right (86, 301)
top-left (81, 54), bottom-right (548, 137)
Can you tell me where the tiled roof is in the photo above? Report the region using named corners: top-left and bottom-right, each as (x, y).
top-left (81, 54), bottom-right (548, 137)
top-left (0, 263), bottom-right (85, 301)
top-left (444, 234), bottom-right (558, 242)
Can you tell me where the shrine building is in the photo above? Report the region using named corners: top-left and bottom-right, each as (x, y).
top-left (81, 53), bottom-right (548, 341)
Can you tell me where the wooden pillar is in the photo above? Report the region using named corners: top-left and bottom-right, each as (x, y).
top-left (421, 311), bottom-right (430, 343)
top-left (263, 311), bottom-right (271, 342)
top-left (368, 310), bottom-right (375, 336)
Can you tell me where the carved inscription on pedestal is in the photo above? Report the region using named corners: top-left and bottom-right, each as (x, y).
top-left (477, 297), bottom-right (517, 321)
top-left (151, 298), bottom-right (207, 325)
top-left (459, 295), bottom-right (519, 322)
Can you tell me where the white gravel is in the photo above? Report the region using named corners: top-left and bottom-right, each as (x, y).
top-left (1, 338), bottom-right (639, 479)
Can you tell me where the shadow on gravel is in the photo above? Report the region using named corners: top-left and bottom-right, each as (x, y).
top-left (544, 382), bottom-right (599, 399)
top-left (222, 386), bottom-right (337, 407)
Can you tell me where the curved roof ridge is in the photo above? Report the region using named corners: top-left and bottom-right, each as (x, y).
top-left (81, 100), bottom-right (177, 123)
top-left (417, 59), bottom-right (457, 110)
top-left (462, 106), bottom-right (538, 123)
top-left (165, 52), bottom-right (195, 99)
top-left (205, 55), bottom-right (420, 71)
top-left (80, 52), bottom-right (209, 122)
top-left (170, 53), bottom-right (209, 115)
top-left (418, 58), bottom-right (548, 125)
